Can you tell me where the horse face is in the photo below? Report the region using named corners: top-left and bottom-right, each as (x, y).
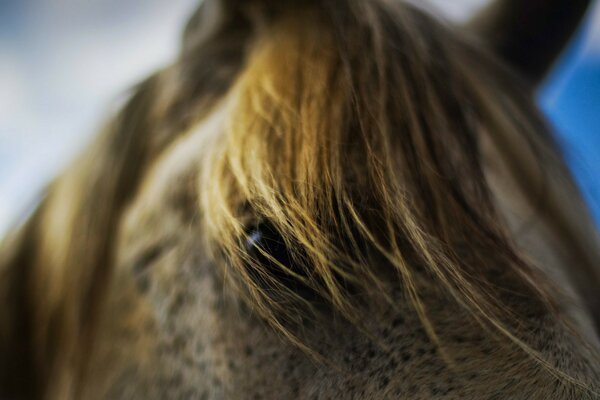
top-left (1, 1), bottom-right (599, 399)
top-left (82, 99), bottom-right (583, 399)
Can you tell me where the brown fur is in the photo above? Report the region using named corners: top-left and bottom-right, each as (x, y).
top-left (1, 0), bottom-right (599, 398)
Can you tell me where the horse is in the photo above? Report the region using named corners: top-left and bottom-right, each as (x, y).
top-left (1, 0), bottom-right (599, 398)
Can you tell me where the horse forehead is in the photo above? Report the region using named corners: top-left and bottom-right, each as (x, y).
top-left (119, 100), bottom-right (230, 241)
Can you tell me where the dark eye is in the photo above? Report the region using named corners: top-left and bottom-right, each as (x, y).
top-left (243, 222), bottom-right (316, 300)
top-left (245, 222), bottom-right (293, 271)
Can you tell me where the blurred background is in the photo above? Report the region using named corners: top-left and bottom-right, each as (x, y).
top-left (0, 0), bottom-right (599, 236)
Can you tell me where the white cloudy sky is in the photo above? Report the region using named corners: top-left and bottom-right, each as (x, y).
top-left (0, 0), bottom-right (599, 235)
top-left (0, 0), bottom-right (197, 233)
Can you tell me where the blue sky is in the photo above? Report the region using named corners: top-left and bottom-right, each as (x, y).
top-left (0, 0), bottom-right (599, 235)
top-left (540, 3), bottom-right (600, 223)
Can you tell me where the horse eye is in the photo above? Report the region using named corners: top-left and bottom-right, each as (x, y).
top-left (243, 222), bottom-right (316, 299)
top-left (244, 222), bottom-right (294, 273)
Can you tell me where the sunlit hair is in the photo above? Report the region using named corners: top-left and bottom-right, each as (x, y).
top-left (1, 0), bottom-right (598, 398)
top-left (202, 0), bottom-right (596, 384)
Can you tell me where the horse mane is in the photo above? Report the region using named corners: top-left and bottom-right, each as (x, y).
top-left (1, 0), bottom-right (599, 398)
top-left (202, 0), bottom-right (600, 385)
top-left (204, 0), bottom-right (550, 342)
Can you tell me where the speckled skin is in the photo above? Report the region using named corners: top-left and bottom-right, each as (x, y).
top-left (77, 106), bottom-right (600, 399)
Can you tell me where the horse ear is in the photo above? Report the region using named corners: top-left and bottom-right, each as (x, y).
top-left (182, 0), bottom-right (247, 48)
top-left (182, 0), bottom-right (294, 50)
top-left (466, 0), bottom-right (591, 85)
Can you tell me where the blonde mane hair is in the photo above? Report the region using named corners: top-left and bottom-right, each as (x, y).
top-left (205, 0), bottom-right (553, 339)
top-left (1, 0), bottom-right (599, 398)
